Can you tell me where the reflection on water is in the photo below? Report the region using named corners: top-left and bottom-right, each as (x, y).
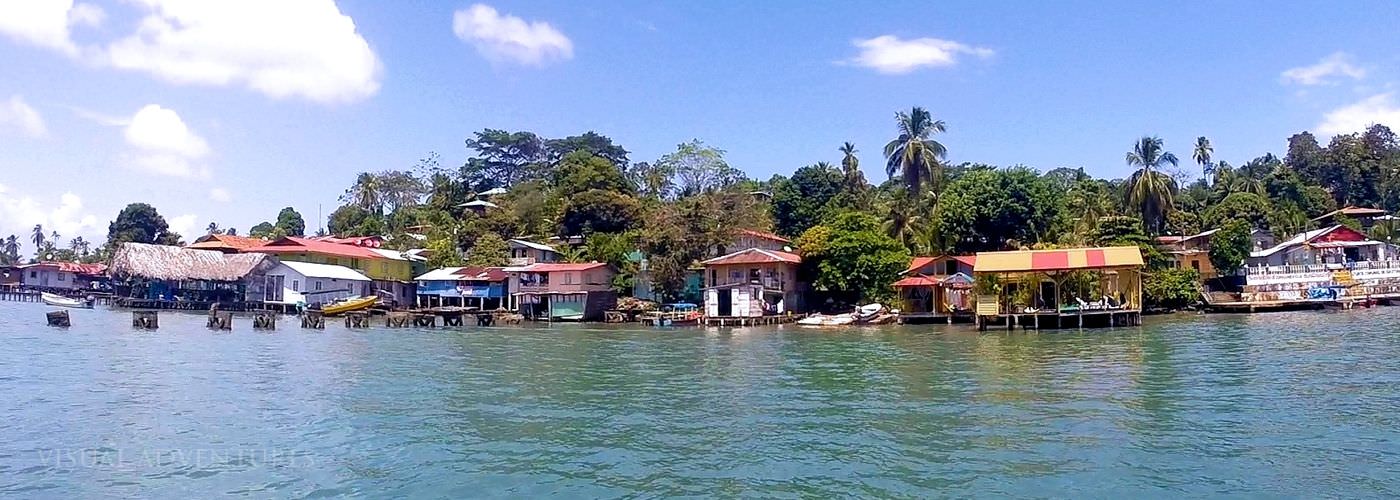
top-left (0, 303), bottom-right (1397, 497)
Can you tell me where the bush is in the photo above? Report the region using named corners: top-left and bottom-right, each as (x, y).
top-left (1144, 268), bottom-right (1201, 310)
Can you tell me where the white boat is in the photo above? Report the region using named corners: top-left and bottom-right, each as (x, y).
top-left (797, 313), bottom-right (856, 327)
top-left (854, 303), bottom-right (886, 322)
top-left (41, 292), bottom-right (90, 309)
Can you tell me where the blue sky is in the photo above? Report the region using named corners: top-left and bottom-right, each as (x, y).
top-left (1, 0), bottom-right (1399, 246)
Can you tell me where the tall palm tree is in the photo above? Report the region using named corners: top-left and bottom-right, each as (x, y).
top-left (2, 235), bottom-right (17, 264)
top-left (343, 172), bottom-right (384, 214)
top-left (50, 230), bottom-right (60, 248)
top-left (30, 225), bottom-right (44, 250)
top-left (69, 236), bottom-right (88, 257)
top-left (838, 142), bottom-right (864, 191)
top-left (1125, 136), bottom-right (1179, 233)
top-left (882, 191), bottom-right (926, 252)
top-left (884, 107), bottom-right (948, 195)
top-left (1193, 136), bottom-right (1214, 183)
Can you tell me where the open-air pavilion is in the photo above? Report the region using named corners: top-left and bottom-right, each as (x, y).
top-left (972, 246), bottom-right (1144, 329)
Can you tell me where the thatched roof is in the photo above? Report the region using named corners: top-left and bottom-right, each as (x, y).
top-left (111, 243), bottom-right (277, 282)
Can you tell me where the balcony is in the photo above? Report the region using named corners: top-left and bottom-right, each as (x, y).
top-left (507, 257), bottom-right (536, 267)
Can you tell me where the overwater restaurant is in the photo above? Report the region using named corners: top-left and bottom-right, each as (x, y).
top-left (108, 242), bottom-right (277, 307)
top-left (972, 246), bottom-right (1144, 329)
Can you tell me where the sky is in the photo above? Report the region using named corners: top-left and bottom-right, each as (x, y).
top-left (1, 0), bottom-right (1399, 249)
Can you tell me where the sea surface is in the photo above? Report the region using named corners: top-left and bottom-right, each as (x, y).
top-left (0, 301), bottom-right (1397, 498)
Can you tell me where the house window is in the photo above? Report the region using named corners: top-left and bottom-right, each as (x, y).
top-left (351, 258), bottom-right (360, 268)
top-left (315, 281), bottom-right (323, 291)
top-left (563, 272), bottom-right (575, 285)
top-left (29, 271), bottom-right (36, 278)
top-left (1191, 261), bottom-right (1201, 271)
top-left (381, 263), bottom-right (388, 275)
top-left (57, 273), bottom-right (66, 282)
top-left (292, 280), bottom-right (300, 292)
top-left (749, 268), bottom-right (760, 283)
top-left (945, 260), bottom-right (957, 276)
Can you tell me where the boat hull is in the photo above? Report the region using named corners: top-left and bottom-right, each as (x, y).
top-left (41, 293), bottom-right (90, 309)
top-left (321, 296), bottom-right (378, 315)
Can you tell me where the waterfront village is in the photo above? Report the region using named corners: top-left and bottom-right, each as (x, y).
top-left (6, 112), bottom-right (1400, 329)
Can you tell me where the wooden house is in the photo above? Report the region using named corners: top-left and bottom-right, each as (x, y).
top-left (243, 236), bottom-right (417, 307)
top-left (109, 243), bottom-right (278, 305)
top-left (510, 262), bottom-right (617, 321)
top-left (16, 262), bottom-right (108, 292)
top-left (701, 248), bottom-right (802, 318)
top-left (415, 266), bottom-right (510, 309)
top-left (972, 246), bottom-right (1144, 329)
top-left (893, 255), bottom-right (976, 323)
top-left (263, 260), bottom-right (373, 307)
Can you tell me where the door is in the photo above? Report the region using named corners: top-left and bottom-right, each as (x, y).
top-left (265, 275), bottom-right (284, 302)
top-left (735, 288), bottom-right (751, 317)
top-left (717, 289), bottom-right (732, 316)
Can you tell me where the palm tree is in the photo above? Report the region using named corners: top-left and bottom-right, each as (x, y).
top-left (69, 236), bottom-right (88, 257)
top-left (50, 230), bottom-right (60, 248)
top-left (343, 172), bottom-right (383, 214)
top-left (30, 225), bottom-right (44, 251)
top-left (884, 107), bottom-right (948, 195)
top-left (2, 235), bottom-right (17, 264)
top-left (1193, 136), bottom-right (1214, 183)
top-left (1125, 136), bottom-right (1180, 233)
top-left (882, 191), bottom-right (926, 252)
top-left (838, 142), bottom-right (864, 191)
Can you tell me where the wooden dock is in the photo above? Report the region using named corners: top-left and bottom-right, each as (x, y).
top-left (897, 311), bottom-right (974, 325)
top-left (0, 290), bottom-right (113, 305)
top-left (703, 315), bottom-right (799, 327)
top-left (977, 309), bottom-right (1143, 330)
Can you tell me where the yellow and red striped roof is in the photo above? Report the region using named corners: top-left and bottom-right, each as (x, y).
top-left (973, 246), bottom-right (1143, 273)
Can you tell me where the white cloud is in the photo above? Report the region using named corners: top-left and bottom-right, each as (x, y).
top-left (453, 4), bottom-right (573, 66)
top-left (0, 95), bottom-right (47, 138)
top-left (0, 0), bottom-right (102, 55)
top-left (1282, 52), bottom-right (1366, 86)
top-left (1317, 92), bottom-right (1400, 137)
top-left (0, 0), bottom-right (380, 104)
top-left (846, 35), bottom-right (993, 74)
top-left (104, 0), bottom-right (381, 103)
top-left (166, 213), bottom-right (198, 242)
top-left (208, 187), bottom-right (231, 202)
top-left (121, 104), bottom-right (211, 178)
top-left (0, 184), bottom-right (100, 245)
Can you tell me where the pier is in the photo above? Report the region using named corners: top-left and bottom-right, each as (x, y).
top-left (703, 315), bottom-right (799, 327)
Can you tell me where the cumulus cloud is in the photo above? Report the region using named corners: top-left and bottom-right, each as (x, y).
top-left (208, 187), bottom-right (231, 202)
top-left (0, 0), bottom-right (103, 55)
top-left (121, 104), bottom-right (211, 178)
top-left (1317, 92), bottom-right (1400, 137)
top-left (0, 95), bottom-right (47, 138)
top-left (453, 4), bottom-right (573, 66)
top-left (166, 213), bottom-right (199, 242)
top-left (846, 35), bottom-right (993, 74)
top-left (0, 184), bottom-right (100, 244)
top-left (0, 0), bottom-right (380, 104)
top-left (1282, 52), bottom-right (1366, 86)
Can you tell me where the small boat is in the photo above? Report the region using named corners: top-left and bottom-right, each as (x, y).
top-left (853, 303), bottom-right (886, 323)
top-left (41, 292), bottom-right (91, 309)
top-left (797, 313), bottom-right (856, 327)
top-left (320, 296), bottom-right (378, 316)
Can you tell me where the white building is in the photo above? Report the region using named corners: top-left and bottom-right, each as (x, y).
top-left (264, 261), bottom-right (372, 306)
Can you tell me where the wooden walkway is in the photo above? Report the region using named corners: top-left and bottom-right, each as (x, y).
top-left (977, 309), bottom-right (1143, 330)
top-left (703, 315), bottom-right (799, 327)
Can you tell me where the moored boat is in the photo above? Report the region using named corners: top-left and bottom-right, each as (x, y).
top-left (41, 292), bottom-right (91, 309)
top-left (320, 296), bottom-right (378, 316)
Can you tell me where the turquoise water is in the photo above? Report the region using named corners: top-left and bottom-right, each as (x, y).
top-left (1, 301), bottom-right (1398, 498)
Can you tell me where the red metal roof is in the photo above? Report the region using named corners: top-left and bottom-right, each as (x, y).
top-left (893, 275), bottom-right (941, 287)
top-left (739, 229), bottom-right (791, 244)
top-left (521, 262), bottom-right (610, 272)
top-left (702, 248), bottom-right (802, 265)
top-left (243, 237), bottom-right (383, 259)
top-left (27, 262), bottom-right (107, 275)
top-left (189, 234), bottom-right (268, 251)
top-left (905, 255), bottom-right (975, 274)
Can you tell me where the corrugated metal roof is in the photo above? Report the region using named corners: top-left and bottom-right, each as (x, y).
top-left (244, 237), bottom-right (383, 259)
top-left (738, 229), bottom-right (791, 244)
top-left (702, 248), bottom-right (802, 265)
top-left (280, 261), bottom-right (371, 281)
top-left (974, 246), bottom-right (1143, 273)
top-left (508, 239), bottom-right (556, 252)
top-left (521, 262), bottom-right (609, 272)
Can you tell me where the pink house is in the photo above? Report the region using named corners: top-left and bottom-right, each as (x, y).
top-left (511, 262), bottom-right (617, 321)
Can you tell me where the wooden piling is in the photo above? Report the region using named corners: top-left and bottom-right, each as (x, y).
top-left (345, 311), bottom-right (370, 328)
top-left (46, 310), bottom-right (70, 327)
top-left (207, 311), bottom-right (233, 330)
top-left (386, 312), bottom-right (411, 328)
top-left (301, 311), bottom-right (325, 329)
top-left (413, 314), bottom-right (436, 328)
top-left (133, 311), bottom-right (158, 330)
top-left (253, 312), bottom-right (277, 331)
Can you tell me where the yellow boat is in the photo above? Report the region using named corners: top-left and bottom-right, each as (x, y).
top-left (320, 296), bottom-right (378, 315)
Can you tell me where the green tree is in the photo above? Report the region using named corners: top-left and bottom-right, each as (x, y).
top-left (2, 235), bottom-right (19, 264)
top-left (772, 162), bottom-right (843, 237)
top-left (326, 205), bottom-right (384, 237)
top-left (559, 190), bottom-right (643, 236)
top-left (553, 150), bottom-right (633, 197)
top-left (461, 129), bottom-right (549, 190)
top-left (425, 236), bottom-right (464, 269)
top-left (810, 211), bottom-right (910, 303)
top-left (106, 203), bottom-right (182, 246)
top-left (1203, 192), bottom-right (1271, 230)
top-left (545, 131), bottom-right (630, 166)
top-left (1144, 268), bottom-right (1201, 309)
top-left (655, 139), bottom-right (743, 196)
top-left (936, 167), bottom-right (1059, 252)
top-left (1125, 135), bottom-right (1179, 234)
top-left (464, 232), bottom-right (509, 267)
top-left (1208, 221), bottom-right (1251, 276)
top-left (838, 142), bottom-right (866, 193)
top-left (274, 207), bottom-right (306, 236)
top-left (248, 222), bottom-right (276, 239)
top-left (883, 106), bottom-right (947, 195)
top-left (1194, 136), bottom-right (1214, 182)
top-left (30, 224), bottom-right (44, 252)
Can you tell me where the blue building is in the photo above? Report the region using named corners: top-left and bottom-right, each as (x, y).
top-left (414, 266), bottom-right (509, 309)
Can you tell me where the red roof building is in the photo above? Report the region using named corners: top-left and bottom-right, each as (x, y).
top-left (896, 255), bottom-right (978, 320)
top-left (188, 234), bottom-right (269, 253)
top-left (701, 248), bottom-right (803, 317)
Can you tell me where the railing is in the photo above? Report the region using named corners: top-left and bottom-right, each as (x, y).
top-left (1246, 259), bottom-right (1400, 276)
top-left (507, 257), bottom-right (536, 267)
top-left (709, 278), bottom-right (786, 291)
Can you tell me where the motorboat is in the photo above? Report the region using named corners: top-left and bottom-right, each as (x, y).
top-left (41, 292), bottom-right (91, 309)
top-left (642, 303), bottom-right (703, 326)
top-left (799, 303), bottom-right (891, 327)
top-left (797, 313), bottom-right (856, 327)
top-left (320, 296), bottom-right (378, 316)
top-left (853, 303), bottom-right (886, 323)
